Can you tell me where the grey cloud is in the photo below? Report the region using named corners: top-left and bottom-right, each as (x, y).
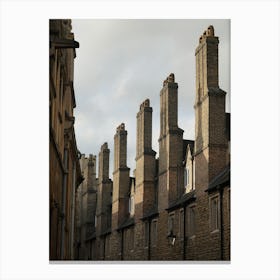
top-left (72, 19), bottom-right (230, 177)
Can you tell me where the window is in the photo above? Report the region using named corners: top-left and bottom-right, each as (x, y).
top-left (105, 235), bottom-right (110, 256)
top-left (99, 242), bottom-right (104, 259)
top-left (168, 213), bottom-right (175, 235)
top-left (106, 206), bottom-right (112, 229)
top-left (129, 195), bottom-right (135, 216)
top-left (144, 221), bottom-right (149, 247)
top-left (151, 219), bottom-right (157, 246)
top-left (179, 210), bottom-right (184, 239)
top-left (187, 206), bottom-right (196, 237)
top-left (184, 168), bottom-right (189, 188)
top-left (128, 228), bottom-right (134, 251)
top-left (210, 196), bottom-right (220, 232)
top-left (94, 215), bottom-right (97, 228)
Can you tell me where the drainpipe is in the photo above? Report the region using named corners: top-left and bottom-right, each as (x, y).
top-left (60, 148), bottom-right (68, 259)
top-left (191, 158), bottom-right (194, 190)
top-left (219, 187), bottom-right (224, 260)
top-left (77, 242), bottom-right (80, 259)
top-left (89, 240), bottom-right (92, 260)
top-left (183, 206), bottom-right (186, 260)
top-left (121, 230), bottom-right (124, 260)
top-left (148, 220), bottom-right (151, 260)
top-left (103, 236), bottom-right (106, 260)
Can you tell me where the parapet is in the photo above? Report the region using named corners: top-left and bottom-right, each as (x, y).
top-left (199, 25), bottom-right (215, 43)
top-left (163, 73), bottom-right (175, 86)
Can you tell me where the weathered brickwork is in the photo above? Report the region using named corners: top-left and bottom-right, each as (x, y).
top-left (76, 25), bottom-right (230, 261)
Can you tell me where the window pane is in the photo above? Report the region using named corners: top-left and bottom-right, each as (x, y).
top-left (180, 210), bottom-right (184, 238)
top-left (188, 207), bottom-right (195, 237)
top-left (145, 222), bottom-right (149, 247)
top-left (168, 214), bottom-right (175, 234)
top-left (131, 228), bottom-right (134, 250)
top-left (210, 197), bottom-right (219, 231)
top-left (151, 220), bottom-right (157, 246)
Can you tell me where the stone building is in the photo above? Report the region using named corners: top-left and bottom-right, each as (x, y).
top-left (77, 25), bottom-right (230, 261)
top-left (49, 19), bottom-right (83, 260)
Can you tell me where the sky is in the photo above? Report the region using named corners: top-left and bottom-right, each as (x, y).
top-left (71, 19), bottom-right (230, 176)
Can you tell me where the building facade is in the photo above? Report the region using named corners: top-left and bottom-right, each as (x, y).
top-left (76, 25), bottom-right (230, 261)
top-left (49, 19), bottom-right (83, 260)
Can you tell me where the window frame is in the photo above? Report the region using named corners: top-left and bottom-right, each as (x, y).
top-left (179, 209), bottom-right (184, 240)
top-left (184, 167), bottom-right (189, 189)
top-left (168, 212), bottom-right (175, 236)
top-left (186, 204), bottom-right (196, 238)
top-left (151, 219), bottom-right (157, 247)
top-left (209, 194), bottom-right (220, 233)
top-left (128, 195), bottom-right (135, 217)
top-left (128, 227), bottom-right (134, 252)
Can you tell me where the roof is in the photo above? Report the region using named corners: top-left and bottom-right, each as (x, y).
top-left (85, 232), bottom-right (96, 242)
top-left (207, 164), bottom-right (230, 192)
top-left (166, 190), bottom-right (196, 212)
top-left (100, 228), bottom-right (112, 237)
top-left (117, 217), bottom-right (135, 231)
top-left (141, 207), bottom-right (159, 221)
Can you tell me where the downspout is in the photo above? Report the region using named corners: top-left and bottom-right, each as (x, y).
top-left (89, 240), bottom-right (92, 260)
top-left (191, 156), bottom-right (195, 191)
top-left (219, 187), bottom-right (224, 260)
top-left (103, 236), bottom-right (106, 260)
top-left (183, 205), bottom-right (186, 260)
top-left (148, 220), bottom-right (151, 260)
top-left (121, 230), bottom-right (124, 260)
top-left (60, 148), bottom-right (68, 259)
top-left (77, 242), bottom-right (80, 259)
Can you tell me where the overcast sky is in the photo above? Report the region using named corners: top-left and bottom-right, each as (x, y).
top-left (71, 19), bottom-right (230, 177)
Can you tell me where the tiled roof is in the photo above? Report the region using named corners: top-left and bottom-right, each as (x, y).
top-left (166, 190), bottom-right (196, 211)
top-left (117, 217), bottom-right (135, 231)
top-left (207, 164), bottom-right (230, 192)
top-left (100, 228), bottom-right (112, 237)
top-left (141, 208), bottom-right (159, 221)
top-left (85, 232), bottom-right (96, 241)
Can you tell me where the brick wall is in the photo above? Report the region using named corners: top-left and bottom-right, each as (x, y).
top-left (79, 26), bottom-right (230, 262)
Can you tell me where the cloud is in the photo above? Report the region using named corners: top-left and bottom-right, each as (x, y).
top-left (72, 19), bottom-right (230, 176)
